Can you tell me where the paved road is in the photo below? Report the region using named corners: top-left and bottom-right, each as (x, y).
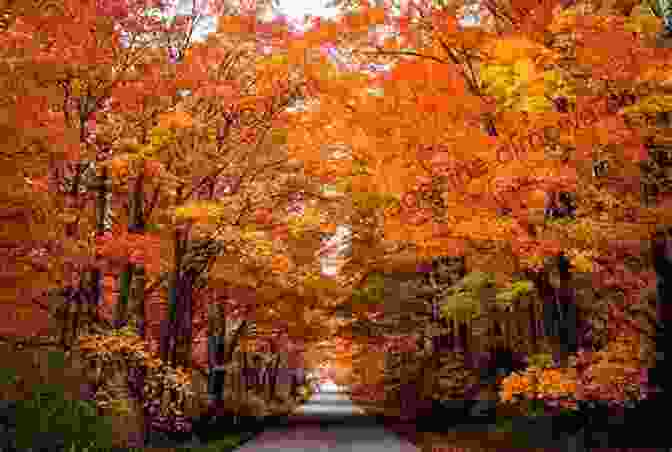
top-left (233, 389), bottom-right (420, 452)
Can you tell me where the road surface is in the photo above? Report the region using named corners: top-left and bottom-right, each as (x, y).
top-left (233, 386), bottom-right (420, 452)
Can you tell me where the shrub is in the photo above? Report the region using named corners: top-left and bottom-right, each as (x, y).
top-left (499, 332), bottom-right (648, 414)
top-left (13, 379), bottom-right (117, 451)
top-left (0, 351), bottom-right (118, 452)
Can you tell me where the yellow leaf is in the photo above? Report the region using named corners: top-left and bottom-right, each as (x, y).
top-left (71, 78), bottom-right (83, 97)
top-left (520, 95), bottom-right (553, 112)
top-left (514, 58), bottom-right (535, 83)
top-left (570, 252), bottom-right (594, 273)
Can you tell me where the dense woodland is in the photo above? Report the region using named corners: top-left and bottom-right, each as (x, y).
top-left (0, 0), bottom-right (672, 448)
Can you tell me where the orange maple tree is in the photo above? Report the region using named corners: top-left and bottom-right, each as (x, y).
top-left (282, 0), bottom-right (672, 406)
top-left (0, 0), bottom-right (359, 443)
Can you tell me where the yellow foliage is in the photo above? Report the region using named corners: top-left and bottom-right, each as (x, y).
top-left (145, 126), bottom-right (176, 155)
top-left (513, 58), bottom-right (536, 83)
top-left (568, 249), bottom-right (595, 273)
top-left (624, 12), bottom-right (662, 34)
top-left (173, 201), bottom-right (224, 222)
top-left (620, 95), bottom-right (672, 115)
top-left (71, 78), bottom-right (84, 97)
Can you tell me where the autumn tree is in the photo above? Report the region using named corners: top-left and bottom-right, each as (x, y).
top-left (281, 0), bottom-right (672, 410)
top-left (1, 0), bottom-right (359, 445)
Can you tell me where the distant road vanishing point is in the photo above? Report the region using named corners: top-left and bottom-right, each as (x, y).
top-left (232, 387), bottom-right (420, 452)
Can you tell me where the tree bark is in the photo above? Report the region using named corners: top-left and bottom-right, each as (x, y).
top-left (174, 268), bottom-right (195, 368)
top-left (556, 252), bottom-right (577, 367)
top-left (114, 263), bottom-right (132, 328)
top-left (243, 351), bottom-right (250, 392)
top-left (651, 228), bottom-right (672, 401)
top-left (86, 163), bottom-right (111, 337)
top-left (269, 354), bottom-right (281, 401)
top-left (207, 302), bottom-right (225, 407)
top-left (127, 170), bottom-right (146, 337)
top-left (161, 208), bottom-right (186, 364)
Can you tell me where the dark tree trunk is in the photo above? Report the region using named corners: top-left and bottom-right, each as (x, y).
top-left (269, 355), bottom-right (281, 401)
top-left (207, 336), bottom-right (226, 404)
top-left (243, 351), bottom-right (250, 392)
top-left (161, 217), bottom-right (186, 364)
top-left (174, 269), bottom-right (196, 368)
top-left (650, 229), bottom-right (672, 401)
top-left (556, 252), bottom-right (577, 366)
top-left (207, 302), bottom-right (226, 407)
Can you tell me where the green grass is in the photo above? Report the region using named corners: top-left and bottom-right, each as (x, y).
top-left (494, 415), bottom-right (514, 432)
top-left (72, 433), bottom-right (249, 452)
top-left (179, 434), bottom-right (246, 451)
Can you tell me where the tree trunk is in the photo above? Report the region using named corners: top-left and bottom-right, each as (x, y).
top-left (128, 265), bottom-right (146, 337)
top-left (114, 263), bottom-right (132, 328)
top-left (174, 269), bottom-right (195, 369)
top-left (556, 252), bottom-right (577, 367)
top-left (127, 170), bottom-right (146, 337)
top-left (243, 351), bottom-right (250, 392)
top-left (531, 267), bottom-right (557, 355)
top-left (207, 302), bottom-right (226, 407)
top-left (269, 354), bottom-right (281, 401)
top-left (90, 161), bottom-right (111, 321)
top-left (529, 298), bottom-right (539, 355)
top-left (161, 214), bottom-right (185, 364)
top-left (651, 228), bottom-right (672, 401)
top-left (290, 369), bottom-right (298, 398)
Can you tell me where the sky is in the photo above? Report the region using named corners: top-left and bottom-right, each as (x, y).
top-left (168, 0), bottom-right (342, 42)
top-left (271, 0), bottom-right (341, 25)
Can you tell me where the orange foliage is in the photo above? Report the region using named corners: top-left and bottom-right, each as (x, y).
top-left (500, 332), bottom-right (647, 409)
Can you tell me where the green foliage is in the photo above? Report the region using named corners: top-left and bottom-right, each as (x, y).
top-left (495, 415), bottom-right (514, 432)
top-left (352, 272), bottom-right (385, 305)
top-left (10, 361), bottom-right (116, 451)
top-left (182, 434), bottom-right (245, 451)
top-left (526, 353), bottom-right (555, 369)
top-left (439, 292), bottom-right (480, 322)
top-left (0, 366), bottom-right (19, 386)
top-left (111, 318), bottom-right (142, 337)
top-left (495, 279), bottom-right (535, 307)
top-left (439, 271), bottom-right (495, 322)
top-left (459, 271), bottom-right (496, 290)
top-left (546, 217), bottom-right (574, 226)
top-left (145, 222), bottom-right (162, 232)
